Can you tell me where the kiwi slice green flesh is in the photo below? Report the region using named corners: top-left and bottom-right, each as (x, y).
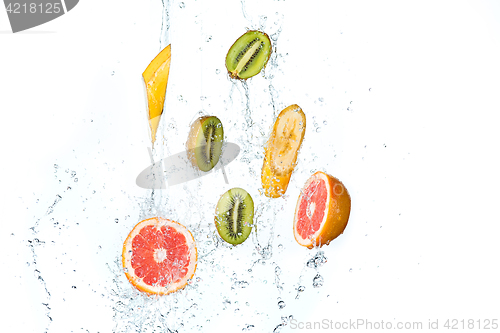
top-left (226, 30), bottom-right (272, 80)
top-left (190, 116), bottom-right (224, 172)
top-left (215, 188), bottom-right (254, 245)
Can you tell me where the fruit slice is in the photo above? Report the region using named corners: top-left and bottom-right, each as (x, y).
top-left (215, 188), bottom-right (254, 245)
top-left (226, 30), bottom-right (272, 79)
top-left (293, 171), bottom-right (351, 249)
top-left (143, 44), bottom-right (172, 146)
top-left (186, 116), bottom-right (224, 172)
top-left (122, 217), bottom-right (197, 295)
top-left (261, 104), bottom-right (306, 198)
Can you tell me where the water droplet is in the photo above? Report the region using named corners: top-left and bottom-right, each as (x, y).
top-left (179, 2), bottom-right (185, 8)
top-left (74, 178), bottom-right (78, 182)
top-left (278, 300), bottom-right (286, 309)
top-left (71, 171), bottom-right (76, 178)
top-left (115, 218), bottom-right (119, 223)
top-left (315, 127), bottom-right (321, 133)
top-left (206, 35), bottom-right (212, 42)
top-left (306, 251), bottom-right (327, 268)
top-left (313, 274), bottom-right (324, 288)
top-left (323, 120), bottom-right (327, 125)
top-left (215, 69), bottom-right (220, 74)
top-left (111, 71), bottom-right (115, 76)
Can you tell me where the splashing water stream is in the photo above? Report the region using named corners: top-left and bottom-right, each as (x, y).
top-left (26, 1), bottom-right (341, 332)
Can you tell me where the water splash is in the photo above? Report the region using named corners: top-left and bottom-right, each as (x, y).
top-left (313, 274), bottom-right (324, 288)
top-left (306, 250), bottom-right (328, 269)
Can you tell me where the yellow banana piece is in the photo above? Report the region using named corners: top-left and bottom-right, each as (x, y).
top-left (143, 44), bottom-right (171, 146)
top-left (261, 104), bottom-right (306, 198)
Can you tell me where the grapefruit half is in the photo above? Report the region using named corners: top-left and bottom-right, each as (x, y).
top-left (293, 171), bottom-right (351, 248)
top-left (122, 217), bottom-right (197, 295)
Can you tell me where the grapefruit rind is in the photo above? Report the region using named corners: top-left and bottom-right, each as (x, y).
top-left (122, 217), bottom-right (197, 295)
top-left (293, 171), bottom-right (351, 249)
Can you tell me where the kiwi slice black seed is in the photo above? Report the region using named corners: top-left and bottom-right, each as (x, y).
top-left (187, 116), bottom-right (224, 172)
top-left (225, 30), bottom-right (272, 80)
top-left (215, 188), bottom-right (254, 245)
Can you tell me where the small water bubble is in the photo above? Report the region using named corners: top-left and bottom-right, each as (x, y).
top-left (278, 300), bottom-right (286, 309)
top-left (206, 35), bottom-right (212, 42)
top-left (115, 218), bottom-right (119, 223)
top-left (313, 274), bottom-right (324, 288)
top-left (323, 120), bottom-right (327, 125)
top-left (349, 268), bottom-right (352, 272)
top-left (111, 71), bottom-right (115, 76)
top-left (179, 2), bottom-right (185, 8)
top-left (295, 285), bottom-right (305, 299)
top-left (318, 97), bottom-right (324, 102)
top-left (315, 127), bottom-right (321, 133)
top-left (74, 178), bottom-right (78, 182)
top-left (243, 324), bottom-right (254, 331)
top-left (71, 171), bottom-right (76, 178)
top-left (215, 69), bottom-right (221, 74)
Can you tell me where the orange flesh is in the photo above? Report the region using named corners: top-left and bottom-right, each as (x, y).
top-left (131, 225), bottom-right (190, 287)
top-left (296, 179), bottom-right (327, 239)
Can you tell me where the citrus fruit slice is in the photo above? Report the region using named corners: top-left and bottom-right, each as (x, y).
top-left (293, 171), bottom-right (351, 248)
top-left (122, 217), bottom-right (197, 295)
top-left (261, 104), bottom-right (306, 198)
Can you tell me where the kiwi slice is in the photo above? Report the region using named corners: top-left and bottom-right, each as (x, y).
top-left (186, 116), bottom-right (224, 172)
top-left (215, 188), bottom-right (254, 245)
top-left (225, 30), bottom-right (272, 80)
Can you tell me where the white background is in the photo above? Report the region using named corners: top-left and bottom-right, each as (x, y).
top-left (1, 0), bottom-right (500, 332)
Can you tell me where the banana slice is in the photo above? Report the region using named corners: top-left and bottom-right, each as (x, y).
top-left (261, 104), bottom-right (306, 198)
top-left (143, 44), bottom-right (172, 146)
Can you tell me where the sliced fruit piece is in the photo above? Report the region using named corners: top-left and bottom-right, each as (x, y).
top-left (122, 217), bottom-right (197, 295)
top-left (186, 116), bottom-right (224, 172)
top-left (293, 171), bottom-right (351, 248)
top-left (226, 30), bottom-right (272, 79)
top-left (215, 188), bottom-right (254, 245)
top-left (261, 104), bottom-right (306, 198)
top-left (143, 44), bottom-right (172, 146)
